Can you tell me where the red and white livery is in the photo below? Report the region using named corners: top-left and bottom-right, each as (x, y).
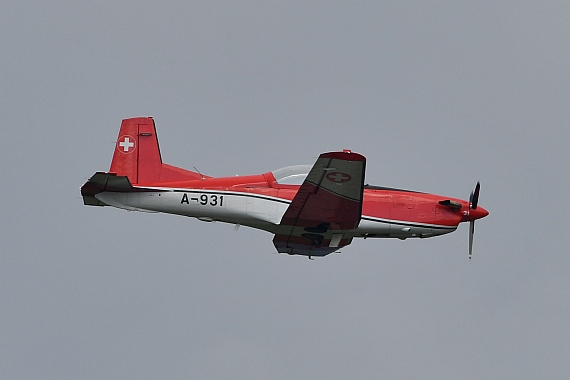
top-left (81, 117), bottom-right (489, 258)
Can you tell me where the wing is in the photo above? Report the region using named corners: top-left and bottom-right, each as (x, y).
top-left (273, 150), bottom-right (366, 256)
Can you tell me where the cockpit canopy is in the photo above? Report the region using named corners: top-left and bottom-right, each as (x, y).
top-left (271, 165), bottom-right (312, 185)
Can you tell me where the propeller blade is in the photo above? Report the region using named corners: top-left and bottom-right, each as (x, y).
top-left (471, 182), bottom-right (480, 209)
top-left (468, 220), bottom-right (475, 260)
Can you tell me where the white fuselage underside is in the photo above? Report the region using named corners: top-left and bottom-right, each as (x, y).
top-left (96, 189), bottom-right (456, 239)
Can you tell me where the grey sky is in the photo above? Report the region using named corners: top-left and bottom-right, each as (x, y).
top-left (1, 1), bottom-right (569, 379)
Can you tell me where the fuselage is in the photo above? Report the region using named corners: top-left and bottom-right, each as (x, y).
top-left (95, 171), bottom-right (482, 241)
top-left (83, 117), bottom-right (490, 257)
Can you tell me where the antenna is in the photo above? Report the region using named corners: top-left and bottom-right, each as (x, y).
top-left (193, 166), bottom-right (205, 180)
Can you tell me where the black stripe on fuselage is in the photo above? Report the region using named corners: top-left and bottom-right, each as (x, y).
top-left (360, 216), bottom-right (456, 230)
top-left (139, 187), bottom-right (292, 205)
top-left (364, 185), bottom-right (425, 194)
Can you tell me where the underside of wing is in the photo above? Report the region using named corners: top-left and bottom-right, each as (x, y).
top-left (273, 151), bottom-right (366, 256)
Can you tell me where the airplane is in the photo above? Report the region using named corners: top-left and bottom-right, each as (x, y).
top-left (81, 117), bottom-right (488, 259)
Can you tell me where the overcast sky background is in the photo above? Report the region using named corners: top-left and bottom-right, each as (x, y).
top-left (1, 1), bottom-right (569, 379)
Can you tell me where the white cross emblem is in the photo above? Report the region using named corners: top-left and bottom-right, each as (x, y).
top-left (118, 136), bottom-right (135, 153)
top-left (326, 172), bottom-right (351, 183)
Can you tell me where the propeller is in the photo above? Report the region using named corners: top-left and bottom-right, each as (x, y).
top-left (469, 220), bottom-right (475, 260)
top-left (468, 181), bottom-right (481, 260)
top-left (470, 181), bottom-right (480, 210)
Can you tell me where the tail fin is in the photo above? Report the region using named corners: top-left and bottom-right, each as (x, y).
top-left (109, 117), bottom-right (204, 184)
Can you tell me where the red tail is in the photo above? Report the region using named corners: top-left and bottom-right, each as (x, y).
top-left (109, 117), bottom-right (204, 185)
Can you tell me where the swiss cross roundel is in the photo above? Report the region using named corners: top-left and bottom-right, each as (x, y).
top-left (326, 171), bottom-right (352, 183)
top-left (117, 135), bottom-right (136, 154)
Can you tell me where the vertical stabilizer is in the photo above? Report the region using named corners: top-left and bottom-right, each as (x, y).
top-left (109, 117), bottom-right (204, 185)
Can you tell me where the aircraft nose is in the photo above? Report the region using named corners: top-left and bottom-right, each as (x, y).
top-left (470, 206), bottom-right (489, 220)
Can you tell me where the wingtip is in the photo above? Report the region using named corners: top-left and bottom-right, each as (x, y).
top-left (320, 151), bottom-right (366, 161)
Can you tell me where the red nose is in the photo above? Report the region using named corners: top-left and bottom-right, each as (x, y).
top-left (469, 206), bottom-right (489, 221)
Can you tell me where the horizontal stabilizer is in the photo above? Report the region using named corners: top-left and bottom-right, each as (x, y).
top-left (80, 172), bottom-right (156, 206)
